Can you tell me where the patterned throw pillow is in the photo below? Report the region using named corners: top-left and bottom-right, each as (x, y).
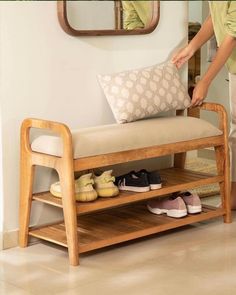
top-left (98, 61), bottom-right (191, 124)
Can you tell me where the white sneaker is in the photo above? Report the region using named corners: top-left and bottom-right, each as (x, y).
top-left (94, 170), bottom-right (119, 197)
top-left (50, 173), bottom-right (98, 202)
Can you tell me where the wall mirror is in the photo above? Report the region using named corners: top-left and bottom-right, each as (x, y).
top-left (57, 1), bottom-right (160, 36)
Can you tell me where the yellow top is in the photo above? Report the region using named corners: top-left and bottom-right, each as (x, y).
top-left (122, 1), bottom-right (152, 30)
top-left (209, 1), bottom-right (236, 73)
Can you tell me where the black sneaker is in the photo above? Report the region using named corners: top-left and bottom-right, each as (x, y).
top-left (134, 169), bottom-right (162, 190)
top-left (115, 172), bottom-right (150, 193)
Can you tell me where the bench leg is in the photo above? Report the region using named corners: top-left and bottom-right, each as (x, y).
top-left (19, 160), bottom-right (35, 247)
top-left (59, 167), bottom-right (79, 266)
top-left (174, 152), bottom-right (186, 169)
top-left (173, 153), bottom-right (187, 197)
top-left (215, 145), bottom-right (231, 223)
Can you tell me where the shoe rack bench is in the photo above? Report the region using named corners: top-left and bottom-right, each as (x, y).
top-left (19, 103), bottom-right (231, 266)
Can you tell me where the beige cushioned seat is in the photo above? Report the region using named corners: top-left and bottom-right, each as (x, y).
top-left (31, 117), bottom-right (222, 159)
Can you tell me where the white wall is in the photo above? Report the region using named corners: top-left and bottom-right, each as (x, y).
top-left (0, 1), bottom-right (188, 237)
top-left (189, 0), bottom-right (202, 24)
top-left (0, 122), bottom-right (3, 249)
top-left (0, 5), bottom-right (4, 249)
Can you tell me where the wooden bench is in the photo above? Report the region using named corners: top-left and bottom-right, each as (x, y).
top-left (19, 102), bottom-right (231, 266)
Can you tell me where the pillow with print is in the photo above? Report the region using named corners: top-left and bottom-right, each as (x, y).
top-left (98, 61), bottom-right (191, 124)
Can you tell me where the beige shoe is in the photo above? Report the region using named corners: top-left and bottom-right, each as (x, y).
top-left (147, 196), bottom-right (187, 218)
top-left (94, 170), bottom-right (119, 197)
top-left (50, 173), bottom-right (98, 202)
top-left (179, 191), bottom-right (202, 214)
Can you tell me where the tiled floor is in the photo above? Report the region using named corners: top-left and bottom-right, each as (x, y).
top-left (0, 207), bottom-right (236, 295)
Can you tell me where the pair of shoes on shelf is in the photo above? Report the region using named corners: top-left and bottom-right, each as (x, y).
top-left (115, 169), bottom-right (162, 193)
top-left (147, 191), bottom-right (202, 218)
top-left (50, 170), bottom-right (119, 202)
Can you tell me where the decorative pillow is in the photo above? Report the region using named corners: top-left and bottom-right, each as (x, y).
top-left (98, 61), bottom-right (191, 124)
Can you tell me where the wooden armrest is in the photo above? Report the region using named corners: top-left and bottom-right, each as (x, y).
top-left (189, 102), bottom-right (228, 133)
top-left (199, 102), bottom-right (226, 114)
top-left (21, 118), bottom-right (72, 155)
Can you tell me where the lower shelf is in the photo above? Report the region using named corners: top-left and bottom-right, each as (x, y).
top-left (29, 203), bottom-right (225, 254)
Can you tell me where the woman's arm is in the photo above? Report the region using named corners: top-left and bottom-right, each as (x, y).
top-left (172, 15), bottom-right (214, 69)
top-left (191, 34), bottom-right (236, 107)
top-left (201, 35), bottom-right (236, 85)
top-left (189, 15), bottom-right (214, 53)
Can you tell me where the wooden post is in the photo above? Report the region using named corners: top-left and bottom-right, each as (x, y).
top-left (199, 103), bottom-right (231, 223)
top-left (174, 110), bottom-right (187, 169)
top-left (57, 121), bottom-right (79, 266)
top-left (58, 162), bottom-right (79, 266)
top-left (19, 160), bottom-right (35, 247)
top-left (215, 145), bottom-right (231, 223)
top-left (19, 120), bottom-right (35, 247)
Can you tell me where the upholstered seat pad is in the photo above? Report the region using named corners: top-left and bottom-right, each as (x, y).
top-left (31, 117), bottom-right (222, 159)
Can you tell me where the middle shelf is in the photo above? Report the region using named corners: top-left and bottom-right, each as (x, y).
top-left (32, 167), bottom-right (222, 215)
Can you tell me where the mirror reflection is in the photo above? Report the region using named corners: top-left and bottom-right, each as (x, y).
top-left (122, 1), bottom-right (153, 30)
top-left (62, 0), bottom-right (159, 35)
top-left (67, 1), bottom-right (115, 30)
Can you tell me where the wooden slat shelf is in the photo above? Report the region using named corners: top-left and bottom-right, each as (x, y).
top-left (33, 167), bottom-right (223, 214)
top-left (29, 203), bottom-right (225, 253)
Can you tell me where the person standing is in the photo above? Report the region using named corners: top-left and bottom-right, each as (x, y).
top-left (172, 1), bottom-right (236, 208)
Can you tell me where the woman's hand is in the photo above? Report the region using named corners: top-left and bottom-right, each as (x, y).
top-left (189, 34), bottom-right (236, 108)
top-left (190, 80), bottom-right (210, 107)
top-left (171, 45), bottom-right (195, 69)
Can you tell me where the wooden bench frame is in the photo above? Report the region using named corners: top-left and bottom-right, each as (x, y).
top-left (19, 102), bottom-right (231, 266)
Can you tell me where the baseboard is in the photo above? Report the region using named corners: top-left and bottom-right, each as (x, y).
top-left (2, 228), bottom-right (46, 250)
top-left (3, 230), bottom-right (19, 249)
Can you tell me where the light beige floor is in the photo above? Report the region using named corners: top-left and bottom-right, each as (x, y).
top-left (0, 208), bottom-right (236, 295)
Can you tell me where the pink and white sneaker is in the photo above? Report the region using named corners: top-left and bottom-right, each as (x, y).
top-left (147, 196), bottom-right (187, 218)
top-left (179, 191), bottom-right (202, 214)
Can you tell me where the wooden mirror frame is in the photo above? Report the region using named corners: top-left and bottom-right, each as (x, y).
top-left (57, 1), bottom-right (160, 36)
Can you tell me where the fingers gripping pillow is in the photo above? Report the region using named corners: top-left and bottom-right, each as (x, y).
top-left (98, 61), bottom-right (191, 124)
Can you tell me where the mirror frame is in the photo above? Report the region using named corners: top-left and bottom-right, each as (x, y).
top-left (57, 1), bottom-right (160, 36)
